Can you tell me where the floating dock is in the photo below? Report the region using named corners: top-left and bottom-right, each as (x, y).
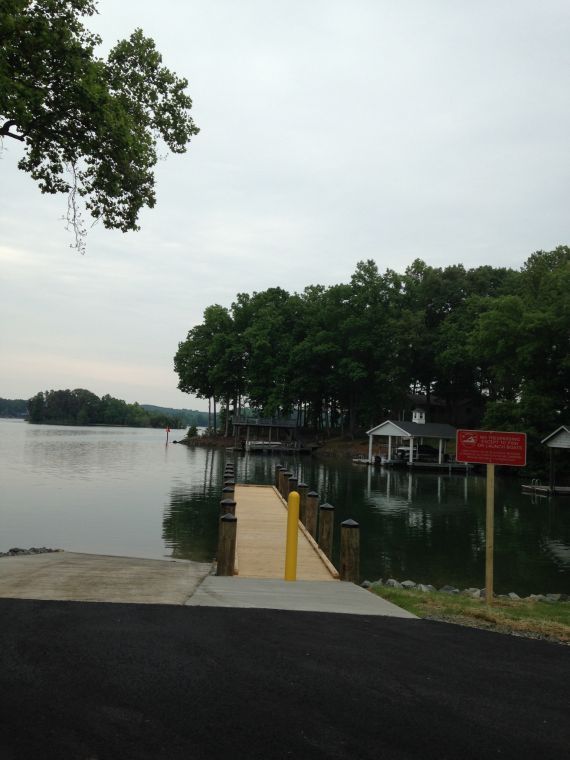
top-left (233, 484), bottom-right (338, 580)
top-left (521, 484), bottom-right (570, 496)
top-left (358, 458), bottom-right (472, 472)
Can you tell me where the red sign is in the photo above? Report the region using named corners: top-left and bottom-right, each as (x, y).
top-left (456, 429), bottom-right (526, 466)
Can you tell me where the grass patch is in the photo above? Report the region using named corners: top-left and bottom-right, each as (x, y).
top-left (371, 587), bottom-right (570, 644)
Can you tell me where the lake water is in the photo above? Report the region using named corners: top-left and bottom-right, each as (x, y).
top-left (1, 419), bottom-right (569, 594)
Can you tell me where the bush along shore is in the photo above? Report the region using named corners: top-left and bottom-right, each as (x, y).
top-left (0, 547), bottom-right (62, 558)
top-left (365, 578), bottom-right (570, 644)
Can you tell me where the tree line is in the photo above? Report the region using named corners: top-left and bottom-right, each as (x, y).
top-left (175, 246), bottom-right (569, 464)
top-left (0, 398), bottom-right (28, 418)
top-left (27, 389), bottom-right (184, 429)
top-left (140, 404), bottom-right (209, 428)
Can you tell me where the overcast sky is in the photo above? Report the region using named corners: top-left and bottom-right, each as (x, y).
top-left (1, 0), bottom-right (568, 410)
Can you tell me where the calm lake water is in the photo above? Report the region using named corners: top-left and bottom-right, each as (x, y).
top-left (1, 419), bottom-right (569, 594)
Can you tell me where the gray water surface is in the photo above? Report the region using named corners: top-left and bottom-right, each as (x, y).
top-left (1, 420), bottom-right (568, 594)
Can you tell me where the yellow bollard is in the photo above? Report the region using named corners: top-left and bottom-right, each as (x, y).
top-left (284, 491), bottom-right (300, 581)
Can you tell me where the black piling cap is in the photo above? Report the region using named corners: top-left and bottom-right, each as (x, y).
top-left (219, 499), bottom-right (237, 507)
top-left (341, 518), bottom-right (359, 528)
top-left (307, 490), bottom-right (319, 498)
top-left (223, 480), bottom-right (236, 486)
top-left (222, 486), bottom-right (235, 494)
top-left (220, 513), bottom-right (237, 522)
top-left (320, 502), bottom-right (335, 511)
top-left (297, 482), bottom-right (308, 489)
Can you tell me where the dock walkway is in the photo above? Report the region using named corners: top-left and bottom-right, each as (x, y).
top-left (233, 484), bottom-right (337, 580)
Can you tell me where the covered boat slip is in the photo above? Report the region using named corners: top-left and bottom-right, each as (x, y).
top-left (522, 425), bottom-right (570, 496)
top-left (366, 415), bottom-right (458, 468)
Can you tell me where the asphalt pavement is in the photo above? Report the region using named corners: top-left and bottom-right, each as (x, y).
top-left (0, 598), bottom-right (568, 760)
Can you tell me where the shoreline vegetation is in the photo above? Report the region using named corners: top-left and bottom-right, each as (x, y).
top-left (3, 390), bottom-right (209, 430)
top-left (26, 389), bottom-right (183, 429)
top-left (177, 433), bottom-right (568, 481)
top-left (369, 584), bottom-right (570, 645)
top-left (175, 247), bottom-right (569, 478)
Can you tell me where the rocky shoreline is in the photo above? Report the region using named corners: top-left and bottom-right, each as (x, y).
top-left (361, 577), bottom-right (568, 603)
top-left (0, 547), bottom-right (62, 558)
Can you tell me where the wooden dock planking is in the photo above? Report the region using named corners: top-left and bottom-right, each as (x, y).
top-left (234, 484), bottom-right (338, 581)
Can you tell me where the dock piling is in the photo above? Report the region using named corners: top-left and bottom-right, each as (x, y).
top-left (318, 503), bottom-right (335, 559)
top-left (219, 498), bottom-right (237, 516)
top-left (340, 519), bottom-right (360, 583)
top-left (287, 475), bottom-right (298, 498)
top-left (280, 470), bottom-right (292, 499)
top-left (216, 514), bottom-right (237, 576)
top-left (305, 491), bottom-right (319, 539)
top-left (275, 464), bottom-right (284, 489)
top-left (297, 482), bottom-right (308, 523)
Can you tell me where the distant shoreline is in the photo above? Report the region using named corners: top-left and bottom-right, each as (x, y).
top-left (0, 418), bottom-right (186, 430)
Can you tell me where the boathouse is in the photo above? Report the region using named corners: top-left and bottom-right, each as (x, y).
top-left (541, 425), bottom-right (570, 493)
top-left (366, 409), bottom-right (456, 464)
top-left (232, 415), bottom-right (299, 450)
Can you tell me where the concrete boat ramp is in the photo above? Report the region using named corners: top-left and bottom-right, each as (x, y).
top-left (0, 552), bottom-right (415, 618)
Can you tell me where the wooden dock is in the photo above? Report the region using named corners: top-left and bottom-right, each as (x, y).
top-left (233, 484), bottom-right (339, 580)
top-left (521, 484), bottom-right (570, 496)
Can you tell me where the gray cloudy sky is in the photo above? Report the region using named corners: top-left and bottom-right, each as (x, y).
top-left (1, 1), bottom-right (569, 410)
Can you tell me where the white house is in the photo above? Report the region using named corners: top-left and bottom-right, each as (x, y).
top-left (366, 409), bottom-right (456, 463)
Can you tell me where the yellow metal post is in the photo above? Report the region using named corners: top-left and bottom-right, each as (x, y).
top-left (284, 491), bottom-right (300, 581)
top-left (485, 463), bottom-right (495, 605)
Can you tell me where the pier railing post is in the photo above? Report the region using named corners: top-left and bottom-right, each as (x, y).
top-left (280, 470), bottom-right (292, 498)
top-left (222, 484), bottom-right (235, 499)
top-left (284, 491), bottom-right (300, 581)
top-left (216, 513), bottom-right (237, 576)
top-left (275, 464), bottom-right (284, 489)
top-left (340, 519), bottom-right (360, 583)
top-left (305, 491), bottom-right (319, 539)
top-left (287, 475), bottom-right (298, 498)
top-left (219, 498), bottom-right (236, 516)
top-left (318, 503), bottom-right (335, 559)
top-left (297, 482), bottom-right (308, 523)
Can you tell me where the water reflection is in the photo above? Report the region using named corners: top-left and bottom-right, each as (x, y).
top-left (2, 421), bottom-right (568, 594)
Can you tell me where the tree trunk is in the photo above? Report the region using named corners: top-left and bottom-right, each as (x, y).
top-left (208, 397), bottom-right (212, 431)
top-left (213, 398), bottom-right (217, 433)
top-left (224, 397), bottom-right (230, 436)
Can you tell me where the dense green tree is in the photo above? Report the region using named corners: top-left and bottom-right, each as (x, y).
top-left (27, 389), bottom-right (182, 427)
top-left (0, 397), bottom-right (28, 417)
top-left (174, 247), bottom-right (568, 472)
top-left (1, 0), bottom-right (198, 250)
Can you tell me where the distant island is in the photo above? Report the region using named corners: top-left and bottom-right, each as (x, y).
top-left (0, 391), bottom-right (208, 429)
top-left (0, 398), bottom-right (28, 418)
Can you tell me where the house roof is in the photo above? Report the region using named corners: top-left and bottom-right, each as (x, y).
top-left (233, 417), bottom-right (297, 428)
top-left (540, 425), bottom-right (570, 447)
top-left (366, 420), bottom-right (457, 439)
